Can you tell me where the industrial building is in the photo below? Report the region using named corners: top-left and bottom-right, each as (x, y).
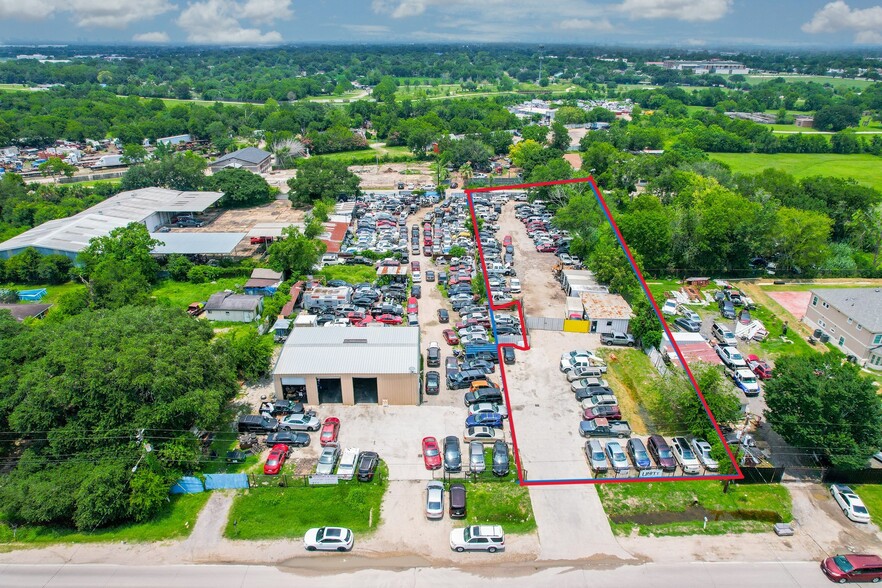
top-left (209, 147), bottom-right (272, 174)
top-left (580, 291), bottom-right (634, 334)
top-left (0, 187), bottom-right (225, 261)
top-left (273, 326), bottom-right (421, 405)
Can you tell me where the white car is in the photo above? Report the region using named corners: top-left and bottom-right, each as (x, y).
top-left (426, 481), bottom-right (444, 520)
top-left (661, 299), bottom-right (678, 316)
top-left (560, 357), bottom-right (604, 374)
top-left (580, 394), bottom-right (618, 410)
top-left (450, 525), bottom-right (505, 553)
top-left (280, 412), bottom-right (321, 432)
top-left (463, 426), bottom-right (505, 444)
top-left (570, 377), bottom-right (609, 392)
top-left (509, 278), bottom-right (521, 293)
top-left (469, 402), bottom-right (509, 419)
top-left (830, 484), bottom-right (871, 523)
top-left (690, 439), bottom-right (719, 471)
top-left (678, 306), bottom-right (701, 322)
top-left (566, 365), bottom-right (607, 381)
top-left (336, 447), bottom-right (359, 480)
top-left (671, 436), bottom-right (701, 474)
top-left (303, 526), bottom-right (354, 552)
top-left (717, 346), bottom-right (747, 369)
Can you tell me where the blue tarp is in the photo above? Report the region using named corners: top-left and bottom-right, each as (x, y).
top-left (17, 288), bottom-right (47, 301)
top-left (204, 473), bottom-right (249, 490)
top-left (170, 476), bottom-right (204, 494)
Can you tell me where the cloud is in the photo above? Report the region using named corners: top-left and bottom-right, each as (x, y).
top-left (802, 1), bottom-right (882, 44)
top-left (177, 0), bottom-right (284, 44)
top-left (0, 0), bottom-right (174, 27)
top-left (559, 19), bottom-right (614, 31)
top-left (240, 0), bottom-right (292, 25)
top-left (0, 0), bottom-right (55, 20)
top-left (341, 24), bottom-right (391, 35)
top-left (133, 31), bottom-right (171, 42)
top-left (372, 0), bottom-right (463, 18)
top-left (618, 0), bottom-right (732, 22)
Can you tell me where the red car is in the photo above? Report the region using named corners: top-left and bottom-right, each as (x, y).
top-left (376, 314), bottom-right (402, 325)
top-left (536, 243), bottom-right (556, 253)
top-left (443, 329), bottom-right (460, 345)
top-left (746, 354), bottom-right (773, 379)
top-left (503, 235), bottom-right (512, 246)
top-left (422, 436), bottom-right (442, 470)
top-left (347, 311), bottom-right (366, 323)
top-left (582, 405), bottom-right (622, 421)
top-left (407, 297), bottom-right (419, 314)
top-left (320, 417), bottom-right (340, 446)
top-left (263, 443), bottom-right (289, 475)
top-left (354, 314), bottom-right (374, 327)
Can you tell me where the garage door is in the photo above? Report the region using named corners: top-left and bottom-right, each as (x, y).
top-left (352, 377), bottom-right (378, 404)
top-left (317, 378), bottom-right (343, 404)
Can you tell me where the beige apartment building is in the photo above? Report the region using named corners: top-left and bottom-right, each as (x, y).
top-left (803, 288), bottom-right (882, 370)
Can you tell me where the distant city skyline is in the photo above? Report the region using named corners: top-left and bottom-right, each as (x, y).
top-left (0, 0), bottom-right (881, 48)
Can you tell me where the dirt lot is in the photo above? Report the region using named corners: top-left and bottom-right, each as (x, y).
top-left (353, 162), bottom-right (434, 190)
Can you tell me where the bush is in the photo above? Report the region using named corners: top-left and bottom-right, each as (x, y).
top-left (187, 265), bottom-right (221, 283)
top-left (166, 254), bottom-right (194, 281)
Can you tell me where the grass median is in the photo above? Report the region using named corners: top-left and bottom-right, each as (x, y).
top-left (224, 463), bottom-right (388, 540)
top-left (0, 493), bottom-right (209, 544)
top-left (598, 480), bottom-right (792, 537)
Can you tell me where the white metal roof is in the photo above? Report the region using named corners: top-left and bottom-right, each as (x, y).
top-left (150, 232), bottom-right (246, 255)
top-left (274, 326), bottom-right (420, 376)
top-left (0, 188), bottom-right (224, 256)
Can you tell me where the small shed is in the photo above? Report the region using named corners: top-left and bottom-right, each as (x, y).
top-left (580, 292), bottom-right (633, 334)
top-left (244, 268), bottom-right (284, 296)
top-left (377, 265), bottom-right (409, 283)
top-left (271, 318), bottom-right (292, 342)
top-left (204, 292), bottom-right (263, 323)
top-left (685, 277), bottom-right (711, 288)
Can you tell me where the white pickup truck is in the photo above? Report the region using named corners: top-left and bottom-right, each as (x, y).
top-left (336, 447), bottom-right (359, 480)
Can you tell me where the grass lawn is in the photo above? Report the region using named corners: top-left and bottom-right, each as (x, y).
top-left (743, 74), bottom-right (876, 90)
top-left (598, 348), bottom-right (657, 435)
top-left (224, 463), bottom-right (389, 540)
top-left (150, 277), bottom-right (245, 309)
top-left (463, 480), bottom-right (536, 534)
top-left (710, 153), bottom-right (882, 192)
top-left (855, 485), bottom-right (882, 527)
top-left (758, 281), bottom-right (882, 292)
top-left (0, 84), bottom-right (35, 92)
top-left (644, 279), bottom-right (683, 304)
top-left (1, 281), bottom-right (86, 306)
top-left (320, 265), bottom-right (377, 284)
top-left (598, 480), bottom-right (792, 537)
top-left (740, 302), bottom-right (818, 360)
top-left (0, 493), bottom-right (209, 544)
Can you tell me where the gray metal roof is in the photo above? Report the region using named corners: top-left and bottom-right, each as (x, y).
top-left (0, 188), bottom-right (224, 256)
top-left (204, 292), bottom-right (262, 312)
top-left (149, 232), bottom-right (246, 255)
top-left (274, 326), bottom-right (420, 376)
top-left (813, 288), bottom-right (882, 332)
top-left (212, 147), bottom-right (271, 166)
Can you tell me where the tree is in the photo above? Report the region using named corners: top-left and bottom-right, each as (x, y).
top-left (508, 139), bottom-right (543, 169)
top-left (217, 328), bottom-right (274, 381)
top-left (847, 204), bottom-right (882, 268)
top-left (311, 199), bottom-right (333, 223)
top-left (814, 104), bottom-right (861, 132)
top-left (520, 125), bottom-right (549, 144)
top-left (372, 76), bottom-right (398, 102)
top-left (165, 254), bottom-right (194, 281)
top-left (550, 122), bottom-right (570, 151)
top-left (38, 157), bottom-right (77, 183)
top-left (267, 225), bottom-right (326, 277)
top-left (764, 355), bottom-right (882, 469)
top-left (440, 138), bottom-right (492, 170)
top-left (120, 152), bottom-right (207, 192)
top-left (121, 143), bottom-right (148, 165)
top-left (79, 223), bottom-right (162, 308)
top-left (287, 158), bottom-right (360, 206)
top-left (207, 167), bottom-right (273, 207)
top-left (774, 206), bottom-right (833, 272)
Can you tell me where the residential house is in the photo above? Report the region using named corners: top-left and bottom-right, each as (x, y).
top-left (209, 147), bottom-right (272, 174)
top-left (204, 292), bottom-right (263, 323)
top-left (803, 288), bottom-right (882, 370)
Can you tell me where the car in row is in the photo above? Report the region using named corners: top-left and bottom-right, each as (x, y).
top-left (585, 434), bottom-right (719, 476)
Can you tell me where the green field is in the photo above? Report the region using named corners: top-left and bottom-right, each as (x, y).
top-left (150, 277), bottom-right (246, 309)
top-left (744, 74), bottom-right (876, 90)
top-left (710, 153), bottom-right (882, 191)
top-left (0, 493), bottom-right (209, 544)
top-left (224, 463), bottom-right (388, 540)
top-left (598, 481), bottom-right (792, 537)
top-left (465, 481), bottom-right (536, 534)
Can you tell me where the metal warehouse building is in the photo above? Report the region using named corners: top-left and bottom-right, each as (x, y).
top-left (272, 326), bottom-right (421, 406)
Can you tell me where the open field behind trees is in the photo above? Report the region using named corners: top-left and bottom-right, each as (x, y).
top-left (741, 74), bottom-right (877, 89)
top-left (710, 153), bottom-right (882, 191)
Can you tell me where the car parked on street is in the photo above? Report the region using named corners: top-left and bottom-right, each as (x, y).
top-left (605, 441), bottom-right (630, 474)
top-left (316, 444), bottom-right (341, 475)
top-left (830, 484), bottom-right (871, 523)
top-left (821, 554), bottom-right (882, 583)
top-left (303, 527), bottom-right (353, 552)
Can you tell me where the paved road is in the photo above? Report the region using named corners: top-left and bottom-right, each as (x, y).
top-left (0, 560), bottom-right (831, 588)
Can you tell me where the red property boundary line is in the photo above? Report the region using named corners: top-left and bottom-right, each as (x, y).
top-left (464, 177), bottom-right (744, 486)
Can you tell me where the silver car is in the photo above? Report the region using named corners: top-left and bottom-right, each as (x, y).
top-left (585, 439), bottom-right (608, 474)
top-left (426, 481), bottom-right (444, 520)
top-left (469, 441), bottom-right (486, 473)
top-left (316, 445), bottom-right (340, 475)
top-left (690, 438), bottom-right (720, 471)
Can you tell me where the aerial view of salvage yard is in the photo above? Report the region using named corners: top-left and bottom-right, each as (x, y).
top-left (3, 2), bottom-right (882, 587)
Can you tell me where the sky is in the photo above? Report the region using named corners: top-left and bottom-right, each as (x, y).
top-left (0, 0), bottom-right (881, 48)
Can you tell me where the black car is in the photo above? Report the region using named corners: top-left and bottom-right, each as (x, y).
top-left (426, 270), bottom-right (435, 282)
top-left (502, 347), bottom-right (515, 365)
top-left (719, 299), bottom-right (736, 319)
top-left (357, 451), bottom-right (380, 482)
top-left (259, 399), bottom-right (304, 417)
top-left (460, 359), bottom-right (494, 374)
top-left (674, 317), bottom-right (701, 333)
top-left (438, 308), bottom-right (449, 323)
top-left (411, 285), bottom-right (422, 299)
top-left (266, 431), bottom-right (311, 447)
top-left (464, 387), bottom-right (504, 406)
top-left (237, 414), bottom-right (278, 434)
top-left (492, 441), bottom-right (509, 476)
top-left (426, 370), bottom-right (440, 395)
top-left (574, 386), bottom-right (614, 401)
top-left (443, 436), bottom-right (462, 472)
top-left (427, 345), bottom-right (441, 367)
top-left (495, 324), bottom-right (521, 336)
